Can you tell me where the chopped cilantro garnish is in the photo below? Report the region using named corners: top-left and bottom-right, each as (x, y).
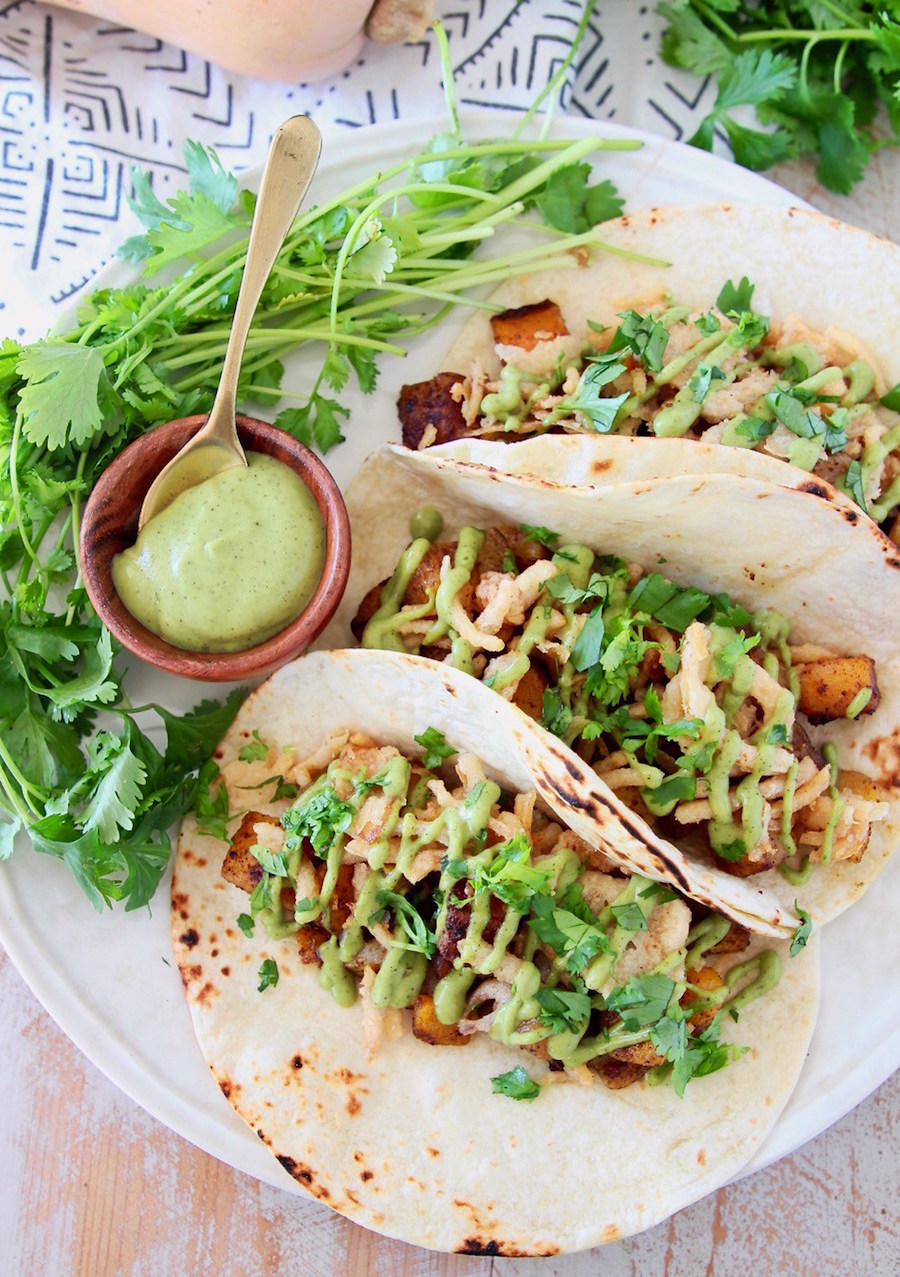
top-left (236, 912), bottom-right (255, 937)
top-left (252, 845), bottom-right (288, 877)
top-left (465, 833), bottom-right (550, 911)
top-left (610, 902), bottom-right (649, 932)
top-left (529, 895), bottom-right (609, 975)
top-left (413, 726), bottom-right (457, 769)
top-left (641, 772), bottom-right (697, 816)
top-left (370, 889), bottom-right (436, 956)
top-left (881, 382), bottom-right (900, 412)
top-left (541, 688), bottom-right (573, 737)
top-left (490, 1066), bottom-right (541, 1102)
top-left (535, 985), bottom-right (592, 1032)
top-left (606, 974), bottom-right (676, 1029)
top-left (735, 415), bottom-right (777, 444)
top-left (570, 607), bottom-right (605, 672)
top-left (713, 839), bottom-right (747, 863)
top-left (843, 459), bottom-right (867, 512)
top-left (716, 277), bottom-right (755, 316)
top-left (764, 388), bottom-right (827, 441)
top-left (238, 730), bottom-right (269, 763)
top-left (790, 902), bottom-right (813, 957)
top-left (257, 958), bottom-right (279, 992)
top-left (628, 573), bottom-right (710, 632)
top-left (192, 758), bottom-right (231, 842)
top-left (608, 309), bottom-right (670, 374)
top-left (519, 523), bottom-right (559, 548)
top-left (687, 363), bottom-right (725, 402)
top-left (272, 776), bottom-right (300, 802)
top-left (638, 881), bottom-right (678, 904)
top-left (566, 375), bottom-right (629, 433)
top-left (282, 784), bottom-right (355, 857)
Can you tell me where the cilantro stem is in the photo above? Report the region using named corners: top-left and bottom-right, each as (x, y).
top-left (515, 0), bottom-right (597, 137)
top-left (733, 28), bottom-right (874, 46)
top-left (433, 22), bottom-right (460, 141)
top-left (0, 737), bottom-right (44, 817)
top-left (8, 417), bottom-right (39, 571)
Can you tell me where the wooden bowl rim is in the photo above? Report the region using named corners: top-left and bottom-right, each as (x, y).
top-left (79, 414), bottom-right (350, 682)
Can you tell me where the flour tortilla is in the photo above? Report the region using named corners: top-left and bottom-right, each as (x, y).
top-left (324, 444), bottom-right (900, 930)
top-left (428, 203), bottom-right (900, 505)
top-left (173, 647), bottom-right (819, 1254)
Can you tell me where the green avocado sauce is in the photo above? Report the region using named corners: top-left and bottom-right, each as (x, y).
top-left (112, 452), bottom-right (325, 652)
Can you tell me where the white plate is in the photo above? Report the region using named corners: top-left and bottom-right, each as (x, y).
top-left (1, 112), bottom-right (897, 1203)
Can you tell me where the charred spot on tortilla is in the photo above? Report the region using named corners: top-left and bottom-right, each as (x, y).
top-left (291, 1054), bottom-right (303, 1070)
top-left (799, 480), bottom-right (830, 500)
top-left (179, 928), bottom-right (200, 949)
top-left (277, 1154), bottom-right (313, 1185)
top-left (459, 1238), bottom-right (502, 1256)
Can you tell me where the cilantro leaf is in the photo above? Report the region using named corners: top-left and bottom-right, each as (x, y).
top-left (252, 845), bottom-right (289, 877)
top-left (237, 912), bottom-right (255, 937)
top-left (414, 726), bottom-right (456, 769)
top-left (535, 163), bottom-right (625, 232)
top-left (80, 734), bottom-right (148, 844)
top-left (842, 459), bottom-right (868, 511)
top-left (608, 310), bottom-right (669, 374)
top-left (283, 784), bottom-right (355, 857)
top-left (257, 958), bottom-right (279, 992)
top-left (606, 974), bottom-right (676, 1030)
top-left (17, 344), bottom-right (106, 450)
top-left (535, 985), bottom-right (592, 1032)
top-left (158, 690), bottom-right (245, 773)
top-left (716, 277), bottom-right (755, 316)
top-left (465, 833), bottom-right (550, 911)
top-left (192, 758), bottom-right (230, 841)
top-left (570, 608), bottom-right (605, 672)
top-left (371, 889), bottom-right (436, 956)
top-left (238, 729), bottom-right (269, 763)
top-left (183, 139), bottom-right (238, 215)
top-left (490, 1066), bottom-right (541, 1102)
top-left (790, 901), bottom-right (813, 957)
top-left (519, 523), bottom-right (559, 548)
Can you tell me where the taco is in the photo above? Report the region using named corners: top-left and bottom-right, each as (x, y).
top-left (329, 444), bottom-right (900, 930)
top-left (396, 204), bottom-right (900, 542)
top-left (172, 647), bottom-right (818, 1254)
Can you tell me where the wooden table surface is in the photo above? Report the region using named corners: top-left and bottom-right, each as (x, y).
top-left (2, 153), bottom-right (900, 1277)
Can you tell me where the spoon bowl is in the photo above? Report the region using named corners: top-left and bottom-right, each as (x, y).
top-left (80, 415), bottom-right (351, 681)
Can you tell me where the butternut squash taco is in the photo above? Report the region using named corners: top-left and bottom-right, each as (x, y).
top-left (397, 204), bottom-right (900, 544)
top-left (329, 445), bottom-right (900, 931)
top-left (173, 648), bottom-right (818, 1254)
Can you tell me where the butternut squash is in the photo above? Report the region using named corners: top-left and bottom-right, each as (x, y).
top-left (52, 0), bottom-right (432, 83)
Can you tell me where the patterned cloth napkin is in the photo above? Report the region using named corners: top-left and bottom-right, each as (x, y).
top-left (0, 0), bottom-right (717, 338)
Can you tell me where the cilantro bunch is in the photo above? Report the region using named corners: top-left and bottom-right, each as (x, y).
top-left (659, 2), bottom-right (900, 192)
top-left (0, 17), bottom-right (640, 911)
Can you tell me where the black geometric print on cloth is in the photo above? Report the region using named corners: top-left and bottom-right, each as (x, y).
top-left (1, 0), bottom-right (712, 337)
top-left (571, 3), bottom-right (716, 134)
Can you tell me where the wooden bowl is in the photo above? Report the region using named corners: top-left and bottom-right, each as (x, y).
top-left (80, 414), bottom-right (351, 681)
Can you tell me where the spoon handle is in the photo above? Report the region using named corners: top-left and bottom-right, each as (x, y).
top-left (205, 116), bottom-right (323, 440)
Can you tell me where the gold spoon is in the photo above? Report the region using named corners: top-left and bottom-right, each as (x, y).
top-left (138, 115), bottom-right (322, 530)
